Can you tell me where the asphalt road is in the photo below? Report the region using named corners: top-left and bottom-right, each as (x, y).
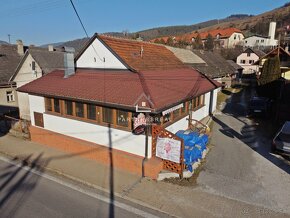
top-left (0, 157), bottom-right (168, 218)
top-left (198, 85), bottom-right (290, 214)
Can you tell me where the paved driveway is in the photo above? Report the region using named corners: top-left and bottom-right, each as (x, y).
top-left (197, 86), bottom-right (290, 214)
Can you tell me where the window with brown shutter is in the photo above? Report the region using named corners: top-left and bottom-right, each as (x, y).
top-left (75, 102), bottom-right (84, 118)
top-left (116, 110), bottom-right (129, 127)
top-left (45, 98), bottom-right (52, 111)
top-left (34, 112), bottom-right (44, 128)
top-left (54, 99), bottom-right (60, 113)
top-left (102, 108), bottom-right (113, 124)
top-left (65, 100), bottom-right (73, 115)
top-left (44, 97), bottom-right (133, 131)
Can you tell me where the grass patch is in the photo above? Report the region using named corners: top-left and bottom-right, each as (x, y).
top-left (217, 88), bottom-right (232, 105)
top-left (217, 87), bottom-right (243, 105)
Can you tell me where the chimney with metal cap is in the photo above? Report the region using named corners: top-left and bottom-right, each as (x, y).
top-left (63, 47), bottom-right (75, 78)
top-left (16, 39), bottom-right (24, 55)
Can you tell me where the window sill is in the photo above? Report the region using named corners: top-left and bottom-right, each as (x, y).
top-left (192, 104), bottom-right (205, 112)
top-left (44, 112), bottom-right (132, 132)
top-left (161, 113), bottom-right (189, 129)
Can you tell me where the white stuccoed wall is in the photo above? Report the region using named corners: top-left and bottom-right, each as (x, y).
top-left (15, 54), bottom-right (43, 120)
top-left (29, 90), bottom-right (217, 158)
top-left (29, 95), bottom-right (151, 158)
top-left (212, 89), bottom-right (218, 113)
top-left (165, 91), bottom-right (216, 134)
top-left (76, 38), bottom-right (127, 69)
top-left (191, 92), bottom-right (210, 119)
top-left (166, 115), bottom-right (189, 134)
top-left (29, 95), bottom-right (45, 125)
top-left (228, 32), bottom-right (244, 48)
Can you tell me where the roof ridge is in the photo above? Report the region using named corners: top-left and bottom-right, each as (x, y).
top-left (136, 71), bottom-right (156, 108)
top-left (99, 34), bottom-right (167, 48)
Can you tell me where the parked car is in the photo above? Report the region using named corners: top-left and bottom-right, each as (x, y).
top-left (272, 121), bottom-right (290, 156)
top-left (248, 97), bottom-right (272, 117)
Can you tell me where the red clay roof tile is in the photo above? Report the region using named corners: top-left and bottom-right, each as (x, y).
top-left (175, 28), bottom-right (243, 42)
top-left (18, 68), bottom-right (217, 112)
top-left (99, 35), bottom-right (186, 71)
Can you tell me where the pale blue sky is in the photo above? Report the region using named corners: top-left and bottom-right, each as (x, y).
top-left (0, 0), bottom-right (289, 45)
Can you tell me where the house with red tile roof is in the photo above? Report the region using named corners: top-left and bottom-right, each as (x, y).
top-left (18, 34), bottom-right (220, 178)
top-left (178, 28), bottom-right (244, 48)
top-left (152, 28), bottom-right (244, 49)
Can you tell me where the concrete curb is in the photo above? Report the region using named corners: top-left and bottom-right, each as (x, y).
top-left (0, 151), bottom-right (179, 218)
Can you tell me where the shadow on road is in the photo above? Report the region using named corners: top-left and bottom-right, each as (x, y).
top-left (215, 84), bottom-right (290, 174)
top-left (0, 153), bottom-right (45, 217)
top-left (0, 136), bottom-right (120, 217)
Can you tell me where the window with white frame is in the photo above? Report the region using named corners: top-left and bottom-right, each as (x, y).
top-left (6, 91), bottom-right (15, 102)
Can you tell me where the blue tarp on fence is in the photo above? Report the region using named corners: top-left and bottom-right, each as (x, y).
top-left (176, 130), bottom-right (209, 172)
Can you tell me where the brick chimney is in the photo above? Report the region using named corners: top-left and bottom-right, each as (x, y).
top-left (16, 39), bottom-right (24, 55)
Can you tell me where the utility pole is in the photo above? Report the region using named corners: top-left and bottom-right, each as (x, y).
top-left (8, 34), bottom-right (11, 44)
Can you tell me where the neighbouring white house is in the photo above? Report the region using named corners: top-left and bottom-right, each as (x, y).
top-left (236, 48), bottom-right (265, 74)
top-left (10, 46), bottom-right (67, 120)
top-left (243, 22), bottom-right (279, 48)
top-left (18, 34), bottom-right (220, 178)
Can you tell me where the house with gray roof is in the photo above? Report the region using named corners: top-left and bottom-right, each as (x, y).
top-left (0, 41), bottom-right (24, 115)
top-left (167, 46), bottom-right (239, 88)
top-left (227, 60), bottom-right (244, 78)
top-left (10, 45), bottom-right (67, 120)
top-left (236, 48), bottom-right (266, 74)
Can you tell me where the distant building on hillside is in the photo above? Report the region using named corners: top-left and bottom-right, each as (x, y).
top-left (151, 28), bottom-right (244, 49)
top-left (177, 28), bottom-right (244, 49)
top-left (243, 22), bottom-right (278, 48)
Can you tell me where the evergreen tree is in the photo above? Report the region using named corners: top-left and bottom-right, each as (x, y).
top-left (166, 37), bottom-right (174, 46)
top-left (177, 40), bottom-right (188, 48)
top-left (204, 34), bottom-right (214, 50)
top-left (159, 38), bottom-right (166, 44)
top-left (259, 55), bottom-right (281, 85)
top-left (154, 39), bottom-right (161, 44)
top-left (192, 34), bottom-right (203, 49)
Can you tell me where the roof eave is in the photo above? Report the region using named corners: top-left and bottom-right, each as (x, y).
top-left (9, 51), bottom-right (29, 82)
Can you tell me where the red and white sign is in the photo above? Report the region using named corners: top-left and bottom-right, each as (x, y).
top-left (133, 113), bottom-right (146, 129)
top-left (132, 113), bottom-right (147, 135)
top-left (156, 137), bottom-right (181, 163)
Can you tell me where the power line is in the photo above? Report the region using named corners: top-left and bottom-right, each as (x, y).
top-left (69, 0), bottom-right (103, 62)
top-left (69, 0), bottom-right (89, 38)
